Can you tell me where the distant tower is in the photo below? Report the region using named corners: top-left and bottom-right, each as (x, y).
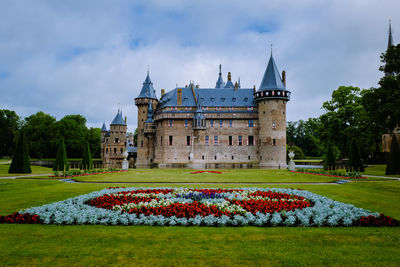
top-left (385, 19), bottom-right (395, 77)
top-left (255, 51), bottom-right (291, 168)
top-left (135, 71), bottom-right (158, 166)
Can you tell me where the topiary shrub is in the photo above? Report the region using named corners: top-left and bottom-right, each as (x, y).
top-left (348, 139), bottom-right (364, 172)
top-left (324, 143), bottom-right (336, 171)
top-left (386, 135), bottom-right (400, 175)
top-left (53, 138), bottom-right (69, 172)
top-left (81, 142), bottom-right (93, 170)
top-left (286, 145), bottom-right (305, 159)
top-left (8, 130), bottom-right (31, 173)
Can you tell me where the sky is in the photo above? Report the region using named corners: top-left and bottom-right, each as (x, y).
top-left (0, 0), bottom-right (398, 133)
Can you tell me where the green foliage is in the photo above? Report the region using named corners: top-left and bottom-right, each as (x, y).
top-left (134, 128), bottom-right (138, 147)
top-left (386, 136), bottom-right (400, 175)
top-left (348, 139), bottom-right (364, 172)
top-left (86, 128), bottom-right (101, 158)
top-left (8, 130), bottom-right (31, 174)
top-left (53, 138), bottom-right (69, 172)
top-left (324, 143), bottom-right (336, 170)
top-left (296, 168), bottom-right (362, 179)
top-left (24, 111), bottom-right (56, 159)
top-left (286, 145), bottom-right (304, 159)
top-left (55, 115), bottom-right (88, 158)
top-left (81, 142), bottom-right (93, 170)
top-left (0, 109), bottom-right (20, 157)
top-left (286, 118), bottom-right (323, 157)
top-left (379, 43), bottom-right (400, 75)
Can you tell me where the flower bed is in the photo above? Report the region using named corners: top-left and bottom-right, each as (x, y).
top-left (1, 187), bottom-right (397, 227)
top-left (190, 171), bottom-right (223, 174)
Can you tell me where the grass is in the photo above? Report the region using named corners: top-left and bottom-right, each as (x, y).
top-left (364, 164), bottom-right (400, 178)
top-left (1, 171), bottom-right (399, 266)
top-left (72, 168), bottom-right (342, 183)
top-left (0, 164), bottom-right (52, 177)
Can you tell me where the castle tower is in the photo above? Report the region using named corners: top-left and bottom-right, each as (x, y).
top-left (255, 52), bottom-right (291, 168)
top-left (108, 110), bottom-right (127, 167)
top-left (135, 71), bottom-right (158, 166)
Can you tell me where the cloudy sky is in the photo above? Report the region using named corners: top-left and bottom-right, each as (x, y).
top-left (0, 0), bottom-right (398, 132)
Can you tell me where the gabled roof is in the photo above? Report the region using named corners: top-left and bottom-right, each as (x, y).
top-left (258, 54), bottom-right (286, 91)
top-left (136, 72), bottom-right (157, 99)
top-left (111, 110), bottom-right (126, 125)
top-left (101, 122), bottom-right (107, 132)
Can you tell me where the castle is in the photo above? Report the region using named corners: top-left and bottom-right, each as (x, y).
top-left (134, 52), bottom-right (291, 168)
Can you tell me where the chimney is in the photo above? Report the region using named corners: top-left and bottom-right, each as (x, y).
top-left (161, 89), bottom-right (165, 96)
top-left (177, 88), bottom-right (182, 106)
top-left (282, 70), bottom-right (286, 87)
top-left (227, 72), bottom-right (232, 81)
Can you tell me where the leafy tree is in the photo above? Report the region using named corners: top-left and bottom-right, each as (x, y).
top-left (286, 145), bottom-right (304, 160)
top-left (53, 138), bottom-right (69, 172)
top-left (0, 109), bottom-right (20, 157)
top-left (133, 128), bottom-right (138, 147)
top-left (379, 43), bottom-right (400, 76)
top-left (287, 118), bottom-right (323, 157)
top-left (8, 130), bottom-right (31, 173)
top-left (86, 127), bottom-right (101, 158)
top-left (348, 139), bottom-right (364, 172)
top-left (81, 142), bottom-right (93, 170)
top-left (324, 143), bottom-right (336, 170)
top-left (386, 136), bottom-right (400, 175)
top-left (54, 115), bottom-right (87, 158)
top-left (24, 111), bottom-right (56, 159)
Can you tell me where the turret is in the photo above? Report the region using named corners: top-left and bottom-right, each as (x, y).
top-left (255, 52), bottom-right (291, 168)
top-left (215, 64), bottom-right (225, 88)
top-left (135, 71), bottom-right (158, 166)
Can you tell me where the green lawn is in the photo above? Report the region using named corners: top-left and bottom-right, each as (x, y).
top-left (364, 164), bottom-right (400, 178)
top-left (1, 171), bottom-right (399, 266)
top-left (0, 164), bottom-right (52, 177)
top-left (73, 168), bottom-right (342, 183)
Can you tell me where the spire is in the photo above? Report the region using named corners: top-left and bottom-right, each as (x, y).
top-left (136, 71), bottom-right (158, 99)
top-left (111, 110), bottom-right (126, 125)
top-left (215, 64), bottom-right (225, 88)
top-left (224, 72), bottom-right (234, 88)
top-left (145, 100), bottom-right (154, 123)
top-left (258, 53), bottom-right (285, 91)
top-left (101, 122), bottom-right (107, 132)
top-left (388, 19), bottom-right (394, 50)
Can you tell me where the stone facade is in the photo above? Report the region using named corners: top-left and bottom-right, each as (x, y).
top-left (135, 54), bottom-right (291, 168)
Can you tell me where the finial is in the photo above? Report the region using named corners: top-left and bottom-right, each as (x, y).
top-left (147, 65), bottom-right (149, 75)
top-left (219, 64), bottom-right (222, 75)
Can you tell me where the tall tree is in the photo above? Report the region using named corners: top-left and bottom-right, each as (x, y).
top-left (53, 138), bottom-right (69, 172)
top-left (0, 109), bottom-right (20, 157)
top-left (324, 143), bottom-right (336, 171)
top-left (348, 139), bottom-right (364, 172)
top-left (24, 111), bottom-right (56, 159)
top-left (55, 115), bottom-right (87, 158)
top-left (386, 136), bottom-right (400, 175)
top-left (86, 127), bottom-right (101, 158)
top-left (8, 130), bottom-right (31, 173)
top-left (81, 142), bottom-right (93, 170)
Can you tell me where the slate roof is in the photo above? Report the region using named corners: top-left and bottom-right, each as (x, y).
top-left (158, 86), bottom-right (256, 109)
top-left (258, 54), bottom-right (286, 92)
top-left (111, 110), bottom-right (126, 125)
top-left (215, 64), bottom-right (225, 88)
top-left (101, 122), bottom-right (107, 132)
top-left (136, 72), bottom-right (157, 99)
top-left (127, 146), bottom-right (137, 153)
top-left (145, 100), bottom-right (154, 123)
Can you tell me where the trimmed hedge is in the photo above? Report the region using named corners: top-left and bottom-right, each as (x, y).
top-left (8, 130), bottom-right (31, 173)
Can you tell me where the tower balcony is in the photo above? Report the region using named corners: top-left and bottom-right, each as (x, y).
top-left (143, 122), bottom-right (157, 134)
top-left (255, 90), bottom-right (290, 101)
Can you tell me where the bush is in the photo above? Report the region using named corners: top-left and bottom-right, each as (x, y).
top-left (323, 143), bottom-right (336, 170)
top-left (53, 138), bottom-right (69, 172)
top-left (81, 142), bottom-right (93, 170)
top-left (348, 139), bottom-right (364, 172)
top-left (8, 130), bottom-right (31, 174)
top-left (286, 145), bottom-right (305, 159)
top-left (386, 135), bottom-right (400, 175)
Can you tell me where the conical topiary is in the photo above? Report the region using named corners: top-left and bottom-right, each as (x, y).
top-left (324, 143), bottom-right (336, 171)
top-left (53, 138), bottom-right (69, 171)
top-left (386, 135), bottom-right (400, 175)
top-left (348, 139), bottom-right (364, 172)
top-left (81, 142), bottom-right (93, 170)
top-left (8, 130), bottom-right (31, 173)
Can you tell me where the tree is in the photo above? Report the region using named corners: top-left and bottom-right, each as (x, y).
top-left (324, 143), bottom-right (336, 170)
top-left (287, 118), bottom-right (323, 157)
top-left (386, 136), bottom-right (400, 175)
top-left (86, 127), bottom-right (101, 158)
top-left (133, 128), bottom-right (138, 147)
top-left (81, 142), bottom-right (93, 170)
top-left (348, 139), bottom-right (364, 172)
top-left (54, 115), bottom-right (88, 158)
top-left (24, 111), bottom-right (56, 159)
top-left (286, 145), bottom-right (304, 160)
top-left (53, 138), bottom-right (69, 172)
top-left (0, 109), bottom-right (20, 157)
top-left (8, 130), bottom-right (31, 173)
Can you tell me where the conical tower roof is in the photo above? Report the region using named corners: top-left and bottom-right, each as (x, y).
top-left (215, 64), bottom-right (225, 88)
top-left (136, 71), bottom-right (157, 99)
top-left (111, 110), bottom-right (126, 125)
top-left (258, 54), bottom-right (286, 91)
top-left (101, 122), bottom-right (107, 132)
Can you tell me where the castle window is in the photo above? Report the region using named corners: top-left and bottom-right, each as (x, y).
top-left (115, 138), bottom-right (119, 143)
top-left (143, 110), bottom-right (145, 114)
top-left (160, 136), bottom-right (162, 146)
top-left (106, 148), bottom-right (108, 153)
top-left (221, 97), bottom-right (225, 102)
top-left (205, 135), bottom-right (209, 145)
top-left (214, 136), bottom-right (218, 145)
top-left (210, 119), bottom-right (214, 127)
top-left (229, 136), bottom-right (233, 146)
top-left (169, 136), bottom-right (173, 146)
top-left (249, 136), bottom-right (254, 146)
top-left (202, 155), bottom-right (204, 160)
top-left (120, 148), bottom-right (123, 154)
top-left (185, 120), bottom-right (188, 127)
top-left (114, 148), bottom-right (117, 154)
top-left (169, 120), bottom-right (173, 127)
top-left (215, 155), bottom-right (217, 160)
top-left (219, 120), bottom-right (223, 127)
top-left (229, 120), bottom-right (233, 127)
top-left (248, 156), bottom-right (251, 160)
top-left (273, 139), bottom-right (277, 146)
top-left (232, 98), bottom-right (236, 102)
top-left (186, 136), bottom-right (191, 146)
top-left (272, 122), bottom-right (276, 129)
top-left (244, 97), bottom-right (248, 102)
top-left (141, 141), bottom-right (143, 147)
top-left (248, 120), bottom-right (254, 127)
top-left (238, 136), bottom-right (242, 146)
top-left (232, 156), bottom-right (234, 160)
